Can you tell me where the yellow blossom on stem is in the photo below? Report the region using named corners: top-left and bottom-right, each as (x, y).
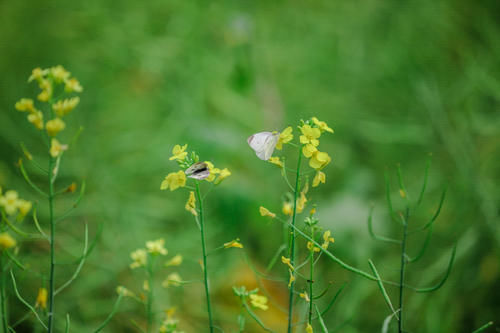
top-left (50, 65), bottom-right (70, 83)
top-left (0, 190), bottom-right (19, 215)
top-left (299, 291), bottom-right (310, 302)
top-left (312, 171), bottom-right (326, 187)
top-left (130, 249), bottom-right (147, 269)
top-left (276, 126), bottom-right (293, 150)
top-left (249, 294), bottom-right (268, 311)
top-left (259, 206), bottom-right (276, 218)
top-left (204, 161), bottom-right (220, 182)
top-left (52, 97), bottom-right (80, 117)
top-left (309, 151), bottom-right (331, 170)
top-left (296, 191), bottom-right (307, 214)
top-left (307, 241), bottom-right (320, 253)
top-left (165, 254), bottom-right (183, 267)
top-left (281, 256), bottom-right (294, 271)
top-left (288, 270), bottom-right (295, 288)
top-left (169, 144), bottom-right (188, 161)
top-left (160, 171), bottom-right (186, 191)
top-left (224, 238), bottom-right (243, 249)
top-left (268, 156), bottom-right (283, 168)
top-left (302, 144), bottom-right (317, 158)
top-left (146, 239), bottom-right (168, 256)
top-left (282, 202), bottom-right (293, 216)
top-left (49, 138), bottom-right (68, 158)
top-left (214, 168), bottom-right (231, 184)
top-left (46, 118), bottom-right (66, 137)
top-left (312, 117), bottom-right (334, 133)
top-left (185, 191), bottom-right (197, 216)
top-left (143, 280), bottom-right (150, 292)
top-left (162, 273), bottom-right (182, 288)
top-left (116, 286), bottom-right (135, 297)
top-left (37, 79), bottom-right (53, 102)
top-left (15, 98), bottom-right (35, 112)
top-left (35, 288), bottom-right (48, 309)
top-left (17, 199), bottom-right (32, 217)
top-left (299, 125), bottom-right (321, 146)
top-left (0, 233), bottom-right (16, 250)
top-left (27, 111), bottom-right (44, 130)
top-left (28, 67), bottom-right (48, 83)
top-left (306, 323), bottom-right (314, 333)
top-left (321, 230), bottom-right (335, 249)
top-left (64, 78), bottom-right (83, 93)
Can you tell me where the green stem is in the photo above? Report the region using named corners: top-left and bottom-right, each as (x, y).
top-left (287, 149), bottom-right (303, 333)
top-left (1, 254), bottom-right (8, 333)
top-left (398, 209), bottom-right (409, 333)
top-left (146, 255), bottom-right (154, 333)
top-left (308, 228), bottom-right (314, 325)
top-left (47, 156), bottom-right (56, 333)
top-left (195, 181), bottom-right (214, 332)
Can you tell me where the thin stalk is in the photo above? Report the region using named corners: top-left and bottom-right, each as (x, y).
top-left (47, 156), bottom-right (56, 333)
top-left (195, 181), bottom-right (214, 333)
top-left (287, 149), bottom-right (303, 333)
top-left (398, 209), bottom-right (409, 333)
top-left (1, 255), bottom-right (8, 333)
top-left (308, 228), bottom-right (314, 326)
top-left (146, 255), bottom-right (154, 333)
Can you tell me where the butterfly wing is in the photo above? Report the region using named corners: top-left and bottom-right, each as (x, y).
top-left (185, 162), bottom-right (210, 180)
top-left (247, 131), bottom-right (279, 160)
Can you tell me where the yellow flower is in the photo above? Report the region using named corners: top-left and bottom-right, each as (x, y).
top-left (130, 249), bottom-right (147, 269)
top-left (49, 138), bottom-right (68, 158)
top-left (185, 191), bottom-right (197, 216)
top-left (162, 273), bottom-right (182, 288)
top-left (309, 151), bottom-right (331, 170)
top-left (296, 191), bottom-right (307, 214)
top-left (224, 238), bottom-right (243, 249)
top-left (282, 202), bottom-right (293, 216)
top-left (259, 206), bottom-right (276, 218)
top-left (160, 171), bottom-right (186, 191)
top-left (249, 294), bottom-right (268, 311)
top-left (268, 156), bottom-right (283, 168)
top-left (64, 78), bottom-right (83, 93)
top-left (165, 254), bottom-right (183, 267)
top-left (37, 79), bottom-right (53, 102)
top-left (27, 111), bottom-right (44, 130)
top-left (50, 65), bottom-right (70, 83)
top-left (15, 98), bottom-right (35, 112)
top-left (52, 97), bottom-right (80, 117)
top-left (312, 117), bottom-right (334, 133)
top-left (143, 280), bottom-right (150, 292)
top-left (288, 270), bottom-right (295, 288)
top-left (302, 144), bottom-right (317, 158)
top-left (307, 241), bottom-right (320, 253)
top-left (312, 171), bottom-right (326, 187)
top-left (169, 144), bottom-right (188, 161)
top-left (0, 233), bottom-right (16, 250)
top-left (306, 323), bottom-right (314, 333)
top-left (215, 168), bottom-right (231, 185)
top-left (17, 199), bottom-right (32, 217)
top-left (281, 256), bottom-right (294, 271)
top-left (299, 125), bottom-right (321, 147)
top-left (35, 288), bottom-right (48, 310)
top-left (116, 286), bottom-right (135, 297)
top-left (205, 161), bottom-right (220, 182)
top-left (299, 291), bottom-right (310, 302)
top-left (321, 230), bottom-right (335, 249)
top-left (146, 239), bottom-right (168, 256)
top-left (276, 126), bottom-right (293, 150)
top-left (28, 67), bottom-right (49, 83)
top-left (46, 118), bottom-right (66, 137)
top-left (0, 190), bottom-right (19, 215)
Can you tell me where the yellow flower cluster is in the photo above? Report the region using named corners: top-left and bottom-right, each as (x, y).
top-left (0, 233), bottom-right (17, 250)
top-left (185, 191), bottom-right (197, 216)
top-left (224, 238), bottom-right (244, 249)
top-left (276, 126), bottom-right (293, 150)
top-left (249, 294), bottom-right (269, 311)
top-left (205, 161), bottom-right (231, 185)
top-left (16, 66), bottom-right (82, 158)
top-left (259, 206), bottom-right (276, 218)
top-left (165, 254), bottom-right (183, 267)
top-left (162, 272), bottom-right (182, 288)
top-left (146, 238), bottom-right (168, 256)
top-left (0, 188), bottom-right (32, 217)
top-left (35, 288), bottom-right (48, 310)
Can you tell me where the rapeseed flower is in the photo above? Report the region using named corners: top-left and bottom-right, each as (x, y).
top-left (169, 144), bottom-right (188, 161)
top-left (224, 239), bottom-right (243, 249)
top-left (15, 98), bottom-right (35, 112)
top-left (165, 254), bottom-right (183, 267)
top-left (0, 233), bottom-right (16, 250)
top-left (146, 239), bottom-right (168, 256)
top-left (204, 161), bottom-right (220, 182)
top-left (307, 241), bottom-right (320, 253)
top-left (27, 111), bottom-right (44, 130)
top-left (312, 171), bottom-right (326, 187)
top-left (64, 78), bottom-right (83, 93)
top-left (35, 288), bottom-right (48, 309)
top-left (299, 125), bottom-right (321, 147)
top-left (288, 270), bottom-right (295, 288)
top-left (259, 206), bottom-right (276, 218)
top-left (52, 97), bottom-right (79, 117)
top-left (282, 202), bottom-right (293, 216)
top-left (268, 156), bottom-right (283, 168)
top-left (321, 230), bottom-right (335, 249)
top-left (46, 118), bottom-right (66, 137)
top-left (309, 151), bottom-right (331, 170)
top-left (306, 323), bottom-right (313, 333)
top-left (185, 191), bottom-right (197, 216)
top-left (162, 273), bottom-right (182, 288)
top-left (276, 126), bottom-right (293, 150)
top-left (296, 191), bottom-right (307, 214)
top-left (0, 190), bottom-right (19, 215)
top-left (130, 249), bottom-right (147, 269)
top-left (312, 117), bottom-right (334, 133)
top-left (302, 144), bottom-right (317, 158)
top-left (17, 199), bottom-right (32, 217)
top-left (281, 256), bottom-right (294, 271)
top-left (49, 138), bottom-right (68, 158)
top-left (160, 171), bottom-right (186, 191)
top-left (299, 291), bottom-right (310, 302)
top-left (37, 79), bottom-right (53, 102)
top-left (50, 65), bottom-right (70, 83)
top-left (214, 168), bottom-right (231, 184)
top-left (249, 294), bottom-right (268, 311)
top-left (28, 67), bottom-right (48, 83)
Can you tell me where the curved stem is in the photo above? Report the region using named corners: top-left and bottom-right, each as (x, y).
top-left (47, 156), bottom-right (56, 333)
top-left (398, 209), bottom-right (409, 333)
top-left (287, 149), bottom-right (302, 333)
top-left (1, 255), bottom-right (8, 333)
top-left (195, 181), bottom-right (214, 332)
top-left (146, 255), bottom-right (154, 333)
top-left (308, 227), bottom-right (314, 326)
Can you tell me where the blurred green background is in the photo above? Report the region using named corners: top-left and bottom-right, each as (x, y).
top-left (1, 0), bottom-right (499, 332)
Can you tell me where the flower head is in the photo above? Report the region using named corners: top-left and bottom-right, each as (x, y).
top-left (165, 254), bottom-right (183, 267)
top-left (214, 167), bottom-right (231, 185)
top-left (307, 241), bottom-right (321, 253)
top-left (50, 65), bottom-right (70, 83)
top-left (37, 79), bottom-right (53, 102)
top-left (249, 294), bottom-right (268, 311)
top-left (0, 190), bottom-right (19, 215)
top-left (17, 199), bottom-right (32, 217)
top-left (46, 118), bottom-right (66, 137)
top-left (299, 291), bottom-right (310, 302)
top-left (162, 273), bottom-right (182, 288)
top-left (146, 239), bottom-right (168, 256)
top-left (312, 171), bottom-right (326, 187)
top-left (64, 78), bottom-right (83, 93)
top-left (306, 323), bottom-right (314, 333)
top-left (28, 67), bottom-right (49, 83)
top-left (52, 97), bottom-right (80, 117)
top-left (185, 191), bottom-right (197, 216)
top-left (0, 233), bottom-right (16, 250)
top-left (296, 191), bottom-right (307, 214)
top-left (204, 161), bottom-right (220, 182)
top-left (276, 126), bottom-right (293, 150)
top-left (15, 98), bottom-right (35, 112)
top-left (160, 171), bottom-right (186, 191)
top-left (302, 144), bottom-right (317, 158)
top-left (49, 138), bottom-right (68, 158)
top-left (130, 249), bottom-right (147, 269)
top-left (281, 256), bottom-right (294, 271)
top-left (299, 125), bottom-right (321, 147)
top-left (259, 206), bottom-right (276, 218)
top-left (35, 288), bottom-right (48, 309)
top-left (116, 286), bottom-right (136, 298)
top-left (224, 238), bottom-right (244, 249)
top-left (312, 117), bottom-right (334, 133)
top-left (309, 151), bottom-right (331, 170)
top-left (288, 270), bottom-right (295, 288)
top-left (321, 230), bottom-right (335, 249)
top-left (268, 156), bottom-right (283, 168)
top-left (27, 111), bottom-right (44, 130)
top-left (282, 202), bottom-right (293, 216)
top-left (169, 144), bottom-right (188, 161)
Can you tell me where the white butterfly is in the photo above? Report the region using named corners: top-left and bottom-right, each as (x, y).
top-left (247, 131), bottom-right (279, 161)
top-left (185, 162), bottom-right (210, 180)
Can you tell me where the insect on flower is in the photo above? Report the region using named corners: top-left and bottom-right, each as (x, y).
top-left (184, 162), bottom-right (210, 180)
top-left (247, 131), bottom-right (279, 161)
